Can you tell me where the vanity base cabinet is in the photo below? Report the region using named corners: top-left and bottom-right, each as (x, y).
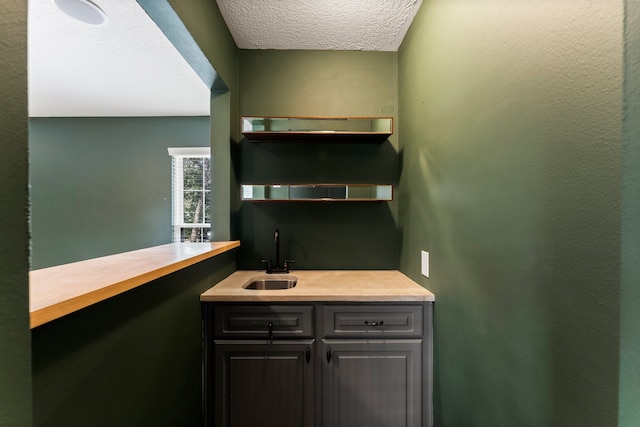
top-left (203, 303), bottom-right (315, 427)
top-left (319, 304), bottom-right (432, 427)
top-left (203, 302), bottom-right (433, 427)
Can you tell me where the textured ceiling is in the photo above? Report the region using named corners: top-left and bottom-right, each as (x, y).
top-left (216, 0), bottom-right (423, 51)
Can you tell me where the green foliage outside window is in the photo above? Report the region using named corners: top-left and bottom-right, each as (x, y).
top-left (181, 157), bottom-right (211, 242)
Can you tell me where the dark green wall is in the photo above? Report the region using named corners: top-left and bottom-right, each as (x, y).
top-left (170, 0), bottom-right (238, 100)
top-left (619, 0), bottom-right (640, 425)
top-left (30, 117), bottom-right (210, 269)
top-left (170, 0), bottom-right (241, 241)
top-left (32, 251), bottom-right (236, 426)
top-left (0, 0), bottom-right (31, 425)
top-left (237, 50), bottom-right (399, 269)
top-left (398, 2), bottom-right (623, 426)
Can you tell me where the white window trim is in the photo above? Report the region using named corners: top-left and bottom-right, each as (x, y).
top-left (168, 147), bottom-right (212, 242)
top-left (168, 147), bottom-right (211, 157)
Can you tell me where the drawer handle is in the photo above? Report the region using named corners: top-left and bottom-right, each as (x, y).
top-left (364, 320), bottom-right (384, 327)
top-left (268, 321), bottom-right (274, 341)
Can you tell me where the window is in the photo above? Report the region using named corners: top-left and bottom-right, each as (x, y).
top-left (168, 147), bottom-right (211, 242)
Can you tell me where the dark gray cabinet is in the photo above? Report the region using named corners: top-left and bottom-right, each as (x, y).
top-left (320, 304), bottom-right (431, 427)
top-left (203, 302), bottom-right (433, 427)
top-left (214, 340), bottom-right (315, 427)
top-left (321, 340), bottom-right (423, 427)
top-left (203, 304), bottom-right (315, 427)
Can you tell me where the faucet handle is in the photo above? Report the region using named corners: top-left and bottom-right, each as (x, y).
top-left (283, 259), bottom-right (295, 272)
top-left (261, 259), bottom-right (273, 271)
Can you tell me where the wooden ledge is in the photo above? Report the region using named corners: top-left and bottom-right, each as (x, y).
top-left (29, 241), bottom-right (240, 328)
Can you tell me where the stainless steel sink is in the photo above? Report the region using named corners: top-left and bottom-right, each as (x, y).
top-left (243, 276), bottom-right (298, 290)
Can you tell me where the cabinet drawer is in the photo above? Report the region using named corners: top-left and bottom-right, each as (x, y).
top-left (323, 305), bottom-right (423, 338)
top-left (213, 305), bottom-right (314, 338)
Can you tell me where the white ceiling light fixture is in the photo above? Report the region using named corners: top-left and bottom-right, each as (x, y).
top-left (54, 0), bottom-right (107, 26)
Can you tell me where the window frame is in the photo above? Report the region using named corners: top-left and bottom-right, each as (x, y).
top-left (168, 147), bottom-right (212, 243)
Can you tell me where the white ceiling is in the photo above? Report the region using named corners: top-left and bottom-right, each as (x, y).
top-left (28, 0), bottom-right (211, 117)
top-left (28, 0), bottom-right (422, 118)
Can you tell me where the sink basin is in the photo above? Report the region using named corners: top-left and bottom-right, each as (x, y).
top-left (243, 275), bottom-right (298, 290)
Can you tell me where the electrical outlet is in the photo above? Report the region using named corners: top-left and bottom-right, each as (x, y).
top-left (421, 251), bottom-right (429, 278)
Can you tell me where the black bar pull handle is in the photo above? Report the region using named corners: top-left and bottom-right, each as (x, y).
top-left (268, 321), bottom-right (274, 341)
top-left (306, 347), bottom-right (311, 364)
top-left (364, 320), bottom-right (384, 327)
top-left (326, 348), bottom-right (332, 363)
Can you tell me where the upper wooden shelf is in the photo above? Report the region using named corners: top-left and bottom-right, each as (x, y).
top-left (241, 116), bottom-right (393, 142)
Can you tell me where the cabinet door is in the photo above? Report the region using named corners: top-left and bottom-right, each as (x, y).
top-left (322, 340), bottom-right (422, 427)
top-left (214, 340), bottom-right (315, 427)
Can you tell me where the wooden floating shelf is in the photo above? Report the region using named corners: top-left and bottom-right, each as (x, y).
top-left (241, 184), bottom-right (393, 202)
top-left (241, 116), bottom-right (393, 143)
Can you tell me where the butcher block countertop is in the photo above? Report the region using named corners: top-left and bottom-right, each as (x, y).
top-left (201, 270), bottom-right (435, 302)
top-left (30, 241), bottom-right (240, 328)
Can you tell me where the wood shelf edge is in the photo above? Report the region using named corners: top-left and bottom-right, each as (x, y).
top-left (30, 241), bottom-right (240, 329)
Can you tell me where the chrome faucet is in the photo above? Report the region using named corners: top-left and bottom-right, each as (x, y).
top-left (262, 228), bottom-right (294, 274)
